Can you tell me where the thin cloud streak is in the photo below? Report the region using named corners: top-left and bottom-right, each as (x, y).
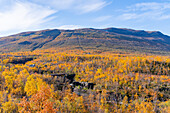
top-left (118, 2), bottom-right (170, 20)
top-left (93, 15), bottom-right (112, 22)
top-left (132, 2), bottom-right (170, 11)
top-left (57, 25), bottom-right (84, 30)
top-left (28, 0), bottom-right (109, 13)
top-left (76, 1), bottom-right (107, 14)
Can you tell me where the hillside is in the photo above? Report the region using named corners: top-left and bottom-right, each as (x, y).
top-left (0, 27), bottom-right (170, 54)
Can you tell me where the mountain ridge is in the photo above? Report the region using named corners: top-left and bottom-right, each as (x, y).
top-left (0, 27), bottom-right (170, 53)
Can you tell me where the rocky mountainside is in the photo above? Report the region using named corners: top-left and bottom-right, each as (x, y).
top-left (0, 27), bottom-right (170, 53)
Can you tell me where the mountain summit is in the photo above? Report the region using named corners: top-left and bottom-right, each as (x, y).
top-left (0, 27), bottom-right (170, 53)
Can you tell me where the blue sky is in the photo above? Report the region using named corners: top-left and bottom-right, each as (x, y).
top-left (0, 0), bottom-right (170, 36)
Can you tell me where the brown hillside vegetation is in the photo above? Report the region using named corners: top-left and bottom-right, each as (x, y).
top-left (0, 28), bottom-right (170, 55)
top-left (0, 49), bottom-right (169, 112)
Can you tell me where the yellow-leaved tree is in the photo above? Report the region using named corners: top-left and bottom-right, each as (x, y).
top-left (24, 74), bottom-right (47, 96)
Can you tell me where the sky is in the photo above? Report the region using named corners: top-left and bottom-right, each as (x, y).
top-left (0, 0), bottom-right (170, 37)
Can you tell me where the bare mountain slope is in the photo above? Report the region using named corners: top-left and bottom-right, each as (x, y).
top-left (0, 27), bottom-right (170, 53)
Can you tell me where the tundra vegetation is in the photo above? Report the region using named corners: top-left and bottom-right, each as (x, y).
top-left (0, 49), bottom-right (169, 113)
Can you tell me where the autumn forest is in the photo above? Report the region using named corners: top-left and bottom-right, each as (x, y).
top-left (0, 49), bottom-right (169, 113)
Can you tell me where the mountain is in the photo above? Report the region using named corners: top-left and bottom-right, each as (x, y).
top-left (0, 27), bottom-right (170, 53)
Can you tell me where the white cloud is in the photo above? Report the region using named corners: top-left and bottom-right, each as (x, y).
top-left (93, 15), bottom-right (112, 22)
top-left (119, 13), bottom-right (138, 20)
top-left (75, 0), bottom-right (107, 14)
top-left (0, 1), bottom-right (56, 36)
top-left (57, 25), bottom-right (84, 30)
top-left (28, 0), bottom-right (109, 13)
top-left (28, 0), bottom-right (76, 10)
top-left (0, 0), bottom-right (109, 36)
top-left (119, 2), bottom-right (170, 20)
top-left (132, 2), bottom-right (170, 11)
